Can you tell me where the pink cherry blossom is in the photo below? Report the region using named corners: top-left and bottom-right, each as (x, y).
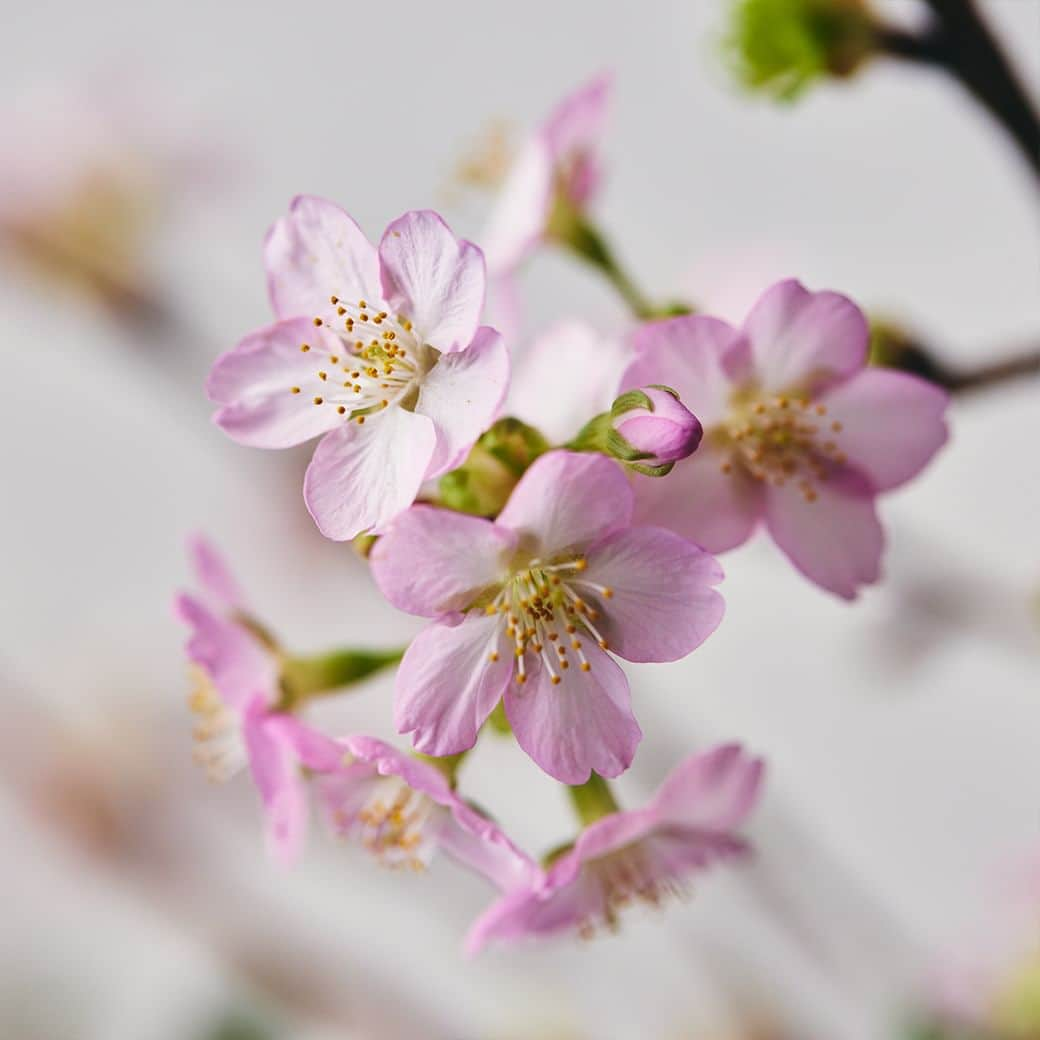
top-left (466, 744), bottom-right (764, 952)
top-left (174, 535), bottom-right (325, 866)
top-left (370, 451), bottom-right (724, 784)
top-left (621, 280), bottom-right (950, 599)
top-left (312, 735), bottom-right (537, 890)
top-left (482, 73), bottom-right (612, 277)
top-left (612, 386), bottom-right (703, 468)
top-left (208, 198), bottom-right (510, 541)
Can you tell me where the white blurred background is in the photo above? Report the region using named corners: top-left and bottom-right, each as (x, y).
top-left (1, 1), bottom-right (1038, 1037)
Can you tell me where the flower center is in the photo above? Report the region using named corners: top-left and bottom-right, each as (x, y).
top-left (717, 392), bottom-right (846, 503)
top-left (290, 297), bottom-right (434, 424)
top-left (483, 556), bottom-right (614, 686)
top-left (186, 668), bottom-right (247, 782)
top-left (349, 778), bottom-right (436, 872)
top-left (578, 842), bottom-right (688, 940)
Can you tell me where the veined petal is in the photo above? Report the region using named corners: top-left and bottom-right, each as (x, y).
top-left (741, 279), bottom-right (868, 393)
top-left (631, 441), bottom-right (765, 553)
top-left (764, 477), bottom-right (883, 600)
top-left (264, 195), bottom-right (382, 322)
top-left (625, 315), bottom-right (740, 428)
top-left (378, 210), bottom-right (485, 353)
top-left (496, 451), bottom-right (632, 556)
top-left (816, 368), bottom-right (949, 492)
top-left (504, 641), bottom-right (641, 784)
top-left (174, 594), bottom-right (276, 710)
top-left (435, 800), bottom-right (540, 892)
top-left (303, 406), bottom-right (436, 541)
top-left (208, 319), bottom-right (344, 448)
top-left (583, 526), bottom-right (724, 663)
top-left (416, 326), bottom-right (510, 477)
top-left (241, 701), bottom-right (309, 867)
top-left (394, 613), bottom-right (513, 756)
top-left (187, 534), bottom-right (244, 610)
top-left (371, 506), bottom-right (517, 617)
top-left (650, 744), bottom-right (765, 832)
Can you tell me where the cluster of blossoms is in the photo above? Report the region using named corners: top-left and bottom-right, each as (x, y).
top-left (178, 76), bottom-right (949, 951)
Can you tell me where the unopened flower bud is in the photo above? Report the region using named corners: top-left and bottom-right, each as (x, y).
top-left (609, 386), bottom-right (702, 473)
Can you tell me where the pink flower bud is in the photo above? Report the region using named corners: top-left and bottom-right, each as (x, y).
top-left (611, 386), bottom-right (702, 467)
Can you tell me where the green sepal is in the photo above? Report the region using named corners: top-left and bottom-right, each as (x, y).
top-left (277, 646), bottom-right (403, 711)
top-left (609, 389), bottom-right (654, 418)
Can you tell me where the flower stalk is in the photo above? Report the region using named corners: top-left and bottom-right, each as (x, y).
top-left (277, 647), bottom-right (404, 712)
top-left (567, 772), bottom-right (621, 826)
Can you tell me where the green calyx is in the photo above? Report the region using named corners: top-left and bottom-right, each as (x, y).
top-left (276, 646), bottom-right (403, 712)
top-left (726, 0), bottom-right (878, 101)
top-left (439, 417), bottom-right (550, 517)
top-left (565, 386), bottom-right (680, 477)
top-left (567, 772), bottom-right (621, 827)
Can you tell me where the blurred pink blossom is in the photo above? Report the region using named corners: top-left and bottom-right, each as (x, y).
top-left (466, 744), bottom-right (763, 952)
top-left (622, 279), bottom-right (949, 599)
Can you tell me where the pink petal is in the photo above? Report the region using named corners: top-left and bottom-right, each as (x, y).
top-left (543, 72), bottom-right (612, 168)
top-left (504, 641), bottom-right (641, 784)
top-left (241, 702), bottom-right (308, 867)
top-left (510, 320), bottom-right (631, 443)
top-left (208, 319), bottom-right (344, 448)
top-left (650, 744), bottom-right (765, 832)
top-left (269, 715), bottom-right (346, 774)
top-left (435, 800), bottom-right (540, 893)
top-left (378, 210), bottom-right (486, 352)
top-left (496, 451), bottom-right (632, 555)
top-left (631, 441), bottom-right (764, 553)
top-left (582, 526), bottom-right (724, 663)
top-left (186, 534), bottom-right (244, 610)
top-left (394, 613), bottom-right (513, 756)
top-left (481, 138), bottom-right (553, 274)
top-left (624, 315), bottom-right (740, 427)
top-left (174, 594), bottom-right (276, 711)
top-left (741, 279), bottom-right (869, 393)
top-left (302, 405), bottom-right (436, 541)
top-left (415, 326), bottom-right (510, 477)
top-left (764, 479), bottom-right (883, 600)
top-left (264, 195), bottom-right (382, 323)
top-left (370, 505), bottom-right (516, 617)
top-left (465, 874), bottom-right (601, 954)
top-left (816, 368), bottom-right (949, 492)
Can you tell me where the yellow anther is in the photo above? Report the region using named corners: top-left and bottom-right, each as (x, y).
top-left (290, 386), bottom-right (300, 394)
top-left (313, 396), bottom-right (323, 405)
top-left (300, 343), bottom-right (311, 352)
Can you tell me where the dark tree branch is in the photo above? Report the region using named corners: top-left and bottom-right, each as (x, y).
top-left (877, 0), bottom-right (1040, 185)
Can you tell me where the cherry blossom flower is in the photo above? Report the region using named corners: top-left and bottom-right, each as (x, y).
top-left (313, 735), bottom-right (537, 889)
top-left (370, 450), bottom-right (724, 784)
top-left (466, 744), bottom-right (764, 952)
top-left (482, 74), bottom-right (612, 277)
top-left (208, 198), bottom-right (510, 540)
top-left (174, 535), bottom-right (328, 865)
top-left (621, 279), bottom-right (949, 599)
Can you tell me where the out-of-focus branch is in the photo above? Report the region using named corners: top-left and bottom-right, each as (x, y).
top-left (873, 324), bottom-right (1040, 395)
top-left (876, 0), bottom-right (1040, 185)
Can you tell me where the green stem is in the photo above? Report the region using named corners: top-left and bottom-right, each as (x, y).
top-left (567, 773), bottom-right (621, 826)
top-left (277, 647), bottom-right (404, 712)
top-left (557, 214), bottom-right (691, 321)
